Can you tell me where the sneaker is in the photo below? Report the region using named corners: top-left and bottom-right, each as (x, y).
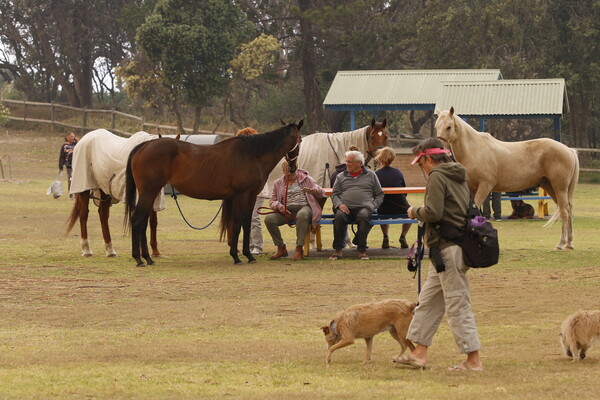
top-left (399, 235), bottom-right (408, 249)
top-left (494, 217), bottom-right (502, 222)
top-left (250, 249), bottom-right (262, 255)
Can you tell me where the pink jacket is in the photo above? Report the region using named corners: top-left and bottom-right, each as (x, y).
top-left (269, 168), bottom-right (325, 228)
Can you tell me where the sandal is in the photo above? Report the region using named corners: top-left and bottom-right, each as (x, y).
top-left (448, 362), bottom-right (483, 371)
top-left (392, 354), bottom-right (428, 369)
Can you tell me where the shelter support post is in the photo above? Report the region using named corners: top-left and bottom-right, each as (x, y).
top-left (538, 188), bottom-right (550, 218)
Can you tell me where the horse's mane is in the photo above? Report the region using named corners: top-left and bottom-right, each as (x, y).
top-left (451, 112), bottom-right (493, 139)
top-left (235, 124), bottom-right (293, 156)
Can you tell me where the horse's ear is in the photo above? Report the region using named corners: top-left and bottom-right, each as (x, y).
top-left (297, 119), bottom-right (304, 131)
top-left (382, 118), bottom-right (387, 128)
top-left (449, 106), bottom-right (455, 116)
top-left (280, 118), bottom-right (286, 125)
top-left (371, 118), bottom-right (376, 127)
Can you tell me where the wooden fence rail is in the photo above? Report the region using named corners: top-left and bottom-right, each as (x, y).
top-left (1, 99), bottom-right (233, 138)
top-left (1, 99), bottom-right (599, 172)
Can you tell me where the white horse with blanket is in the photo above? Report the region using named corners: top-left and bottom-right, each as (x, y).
top-left (435, 107), bottom-right (579, 250)
top-left (65, 129), bottom-right (165, 257)
top-left (267, 118), bottom-right (389, 189)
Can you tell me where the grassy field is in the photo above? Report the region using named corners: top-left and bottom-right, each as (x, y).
top-left (1, 129), bottom-right (600, 399)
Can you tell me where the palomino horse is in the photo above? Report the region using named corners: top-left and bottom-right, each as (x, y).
top-left (65, 129), bottom-right (164, 257)
top-left (124, 121), bottom-right (303, 266)
top-left (435, 107), bottom-right (579, 250)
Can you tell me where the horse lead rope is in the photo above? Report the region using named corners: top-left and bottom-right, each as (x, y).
top-left (169, 184), bottom-right (222, 230)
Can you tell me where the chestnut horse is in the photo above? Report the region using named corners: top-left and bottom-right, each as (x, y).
top-left (124, 121), bottom-right (303, 266)
top-left (435, 107), bottom-right (579, 250)
top-left (65, 130), bottom-right (163, 257)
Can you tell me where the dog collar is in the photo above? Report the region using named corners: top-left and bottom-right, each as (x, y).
top-left (330, 320), bottom-right (338, 336)
top-left (411, 148), bottom-right (451, 165)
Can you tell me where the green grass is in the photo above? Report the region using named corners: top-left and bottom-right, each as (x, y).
top-left (1, 129), bottom-right (600, 399)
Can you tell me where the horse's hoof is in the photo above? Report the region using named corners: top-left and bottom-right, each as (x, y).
top-left (234, 260), bottom-right (243, 265)
top-left (146, 259), bottom-right (155, 266)
top-left (106, 253), bottom-right (117, 258)
top-left (554, 246), bottom-right (565, 250)
top-left (248, 259), bottom-right (257, 264)
top-left (82, 252), bottom-right (93, 257)
top-left (136, 263), bottom-right (146, 267)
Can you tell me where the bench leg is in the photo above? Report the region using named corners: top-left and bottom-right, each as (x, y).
top-left (304, 230), bottom-right (310, 257)
top-left (316, 225), bottom-right (322, 251)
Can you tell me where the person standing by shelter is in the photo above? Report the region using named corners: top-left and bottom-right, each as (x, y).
top-left (483, 192), bottom-right (502, 221)
top-left (236, 127), bottom-right (269, 255)
top-left (396, 138), bottom-right (483, 371)
top-left (58, 131), bottom-right (78, 198)
top-left (374, 147), bottom-right (412, 249)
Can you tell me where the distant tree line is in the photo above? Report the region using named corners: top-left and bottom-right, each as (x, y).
top-left (0, 0), bottom-right (598, 146)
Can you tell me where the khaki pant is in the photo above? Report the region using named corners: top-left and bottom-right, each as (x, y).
top-left (264, 204), bottom-right (311, 247)
top-left (407, 245), bottom-right (481, 354)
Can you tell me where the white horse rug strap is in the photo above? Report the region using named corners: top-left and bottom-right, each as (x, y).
top-left (70, 129), bottom-right (165, 211)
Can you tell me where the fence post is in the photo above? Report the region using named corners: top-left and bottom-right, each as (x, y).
top-left (51, 102), bottom-right (55, 133)
top-left (23, 100), bottom-right (27, 122)
top-left (82, 109), bottom-right (87, 134)
top-left (111, 109), bottom-right (116, 131)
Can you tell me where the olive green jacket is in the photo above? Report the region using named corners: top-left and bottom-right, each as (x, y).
top-left (412, 162), bottom-right (470, 249)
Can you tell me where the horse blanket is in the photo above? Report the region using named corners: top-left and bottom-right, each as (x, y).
top-left (267, 126), bottom-right (370, 191)
top-left (70, 129), bottom-right (165, 210)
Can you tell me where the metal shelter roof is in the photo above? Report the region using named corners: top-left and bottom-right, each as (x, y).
top-left (323, 69), bottom-right (503, 111)
top-left (435, 79), bottom-right (568, 118)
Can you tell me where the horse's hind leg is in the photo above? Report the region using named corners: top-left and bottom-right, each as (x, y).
top-left (78, 192), bottom-right (93, 257)
top-left (241, 214), bottom-right (256, 263)
top-left (131, 202), bottom-right (154, 267)
top-left (97, 191), bottom-right (116, 257)
top-left (149, 210), bottom-right (160, 257)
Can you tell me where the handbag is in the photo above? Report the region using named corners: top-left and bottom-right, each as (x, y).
top-left (47, 172), bottom-right (64, 199)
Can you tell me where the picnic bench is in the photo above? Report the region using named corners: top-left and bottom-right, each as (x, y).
top-left (302, 186), bottom-right (425, 255)
top-left (499, 188), bottom-right (551, 218)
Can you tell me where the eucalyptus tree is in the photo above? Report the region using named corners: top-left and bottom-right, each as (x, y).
top-left (0, 0), bottom-right (136, 107)
top-left (133, 0), bottom-right (254, 134)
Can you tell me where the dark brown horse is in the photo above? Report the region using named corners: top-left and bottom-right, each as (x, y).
top-left (124, 121), bottom-right (303, 266)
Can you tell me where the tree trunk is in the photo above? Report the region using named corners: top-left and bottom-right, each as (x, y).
top-left (409, 110), bottom-right (434, 136)
top-left (297, 0), bottom-right (323, 134)
top-left (80, 41), bottom-right (94, 108)
top-left (193, 105), bottom-right (202, 134)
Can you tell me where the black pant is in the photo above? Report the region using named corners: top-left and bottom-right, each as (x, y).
top-left (333, 207), bottom-right (372, 252)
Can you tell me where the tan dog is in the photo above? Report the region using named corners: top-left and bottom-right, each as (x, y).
top-left (321, 299), bottom-right (416, 363)
top-left (561, 310), bottom-right (600, 361)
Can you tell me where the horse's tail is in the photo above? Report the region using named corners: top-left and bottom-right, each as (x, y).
top-left (123, 143), bottom-right (144, 233)
top-left (219, 199), bottom-right (233, 244)
top-left (64, 193), bottom-right (81, 238)
top-left (544, 148), bottom-right (579, 228)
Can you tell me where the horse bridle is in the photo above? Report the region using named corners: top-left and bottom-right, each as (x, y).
top-left (435, 136), bottom-right (457, 162)
top-left (284, 127), bottom-right (302, 172)
top-left (364, 126), bottom-right (386, 168)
